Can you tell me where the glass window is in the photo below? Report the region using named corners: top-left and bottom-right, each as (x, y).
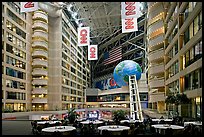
top-left (192, 70), bottom-right (199, 89)
top-left (185, 51), bottom-right (190, 67)
top-left (184, 27), bottom-right (189, 45)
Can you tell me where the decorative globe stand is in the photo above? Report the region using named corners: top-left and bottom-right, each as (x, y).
top-left (129, 75), bottom-right (143, 122)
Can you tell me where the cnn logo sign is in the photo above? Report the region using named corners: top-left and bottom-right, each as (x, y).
top-left (78, 27), bottom-right (90, 46)
top-left (88, 45), bottom-right (98, 60)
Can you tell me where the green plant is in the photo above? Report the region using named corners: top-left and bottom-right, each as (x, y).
top-left (67, 108), bottom-right (79, 124)
top-left (112, 110), bottom-right (127, 124)
top-left (165, 93), bottom-right (190, 116)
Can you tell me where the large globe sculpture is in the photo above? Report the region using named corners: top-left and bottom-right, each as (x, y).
top-left (113, 60), bottom-right (142, 87)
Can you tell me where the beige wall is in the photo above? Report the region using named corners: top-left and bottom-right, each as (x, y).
top-left (48, 16), bottom-right (63, 110)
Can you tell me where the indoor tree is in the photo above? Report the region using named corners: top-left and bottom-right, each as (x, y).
top-left (112, 110), bottom-right (128, 124)
top-left (165, 93), bottom-right (190, 117)
top-left (66, 108), bottom-right (79, 124)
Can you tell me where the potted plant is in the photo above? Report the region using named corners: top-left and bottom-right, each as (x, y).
top-left (67, 108), bottom-right (79, 124)
top-left (112, 110), bottom-right (127, 125)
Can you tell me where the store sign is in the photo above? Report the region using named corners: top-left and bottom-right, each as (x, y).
top-left (78, 27), bottom-right (90, 46)
top-left (88, 45), bottom-right (98, 60)
top-left (121, 2), bottom-right (139, 33)
top-left (20, 2), bottom-right (38, 13)
top-left (95, 77), bottom-right (121, 90)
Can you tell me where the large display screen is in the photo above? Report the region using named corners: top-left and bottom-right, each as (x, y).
top-left (95, 77), bottom-right (121, 90)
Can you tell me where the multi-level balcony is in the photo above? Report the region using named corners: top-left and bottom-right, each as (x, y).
top-left (32, 21), bottom-right (48, 32)
top-left (32, 68), bottom-right (48, 76)
top-left (33, 11), bottom-right (48, 22)
top-left (149, 64), bottom-right (164, 76)
top-left (148, 48), bottom-right (164, 62)
top-left (32, 30), bottom-right (48, 41)
top-left (32, 98), bottom-right (48, 103)
top-left (148, 92), bottom-right (165, 102)
top-left (32, 49), bottom-right (48, 58)
top-left (32, 41), bottom-right (48, 50)
top-left (32, 59), bottom-right (48, 67)
top-left (149, 78), bottom-right (165, 88)
top-left (32, 78), bottom-right (48, 85)
top-left (32, 88), bottom-right (48, 94)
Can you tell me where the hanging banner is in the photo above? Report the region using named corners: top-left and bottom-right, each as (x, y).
top-left (20, 2), bottom-right (38, 13)
top-left (78, 27), bottom-right (90, 46)
top-left (88, 45), bottom-right (98, 60)
top-left (121, 2), bottom-right (139, 33)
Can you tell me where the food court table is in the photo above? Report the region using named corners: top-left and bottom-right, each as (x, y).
top-left (184, 121), bottom-right (202, 127)
top-left (37, 121), bottom-right (62, 125)
top-left (151, 124), bottom-right (184, 135)
top-left (120, 119), bottom-right (141, 124)
top-left (98, 125), bottom-right (130, 135)
top-left (42, 126), bottom-right (76, 135)
top-left (151, 119), bottom-right (173, 123)
top-left (80, 120), bottom-right (103, 125)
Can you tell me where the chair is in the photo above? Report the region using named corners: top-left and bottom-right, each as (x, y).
top-left (36, 126), bottom-right (42, 135)
top-left (102, 129), bottom-right (110, 135)
top-left (44, 122), bottom-right (50, 128)
top-left (165, 128), bottom-right (173, 135)
top-left (159, 120), bottom-right (165, 124)
top-left (121, 130), bottom-right (129, 135)
top-left (53, 131), bottom-right (62, 136)
top-left (70, 129), bottom-right (77, 136)
top-left (123, 121), bottom-right (129, 126)
top-left (55, 122), bottom-right (61, 126)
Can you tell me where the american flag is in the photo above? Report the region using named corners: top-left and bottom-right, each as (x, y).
top-left (103, 46), bottom-right (122, 65)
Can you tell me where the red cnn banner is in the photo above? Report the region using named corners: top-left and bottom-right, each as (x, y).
top-left (88, 45), bottom-right (98, 60)
top-left (20, 2), bottom-right (38, 13)
top-left (121, 2), bottom-right (139, 33)
top-left (78, 27), bottom-right (90, 46)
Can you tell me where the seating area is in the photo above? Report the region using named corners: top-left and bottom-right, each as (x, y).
top-left (30, 116), bottom-right (202, 135)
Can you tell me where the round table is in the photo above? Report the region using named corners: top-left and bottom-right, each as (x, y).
top-left (184, 121), bottom-right (202, 127)
top-left (151, 124), bottom-right (184, 135)
top-left (98, 125), bottom-right (130, 135)
top-left (152, 124), bottom-right (184, 130)
top-left (80, 120), bottom-right (103, 125)
top-left (37, 121), bottom-right (62, 125)
top-left (42, 126), bottom-right (76, 133)
top-left (120, 119), bottom-right (141, 124)
top-left (152, 119), bottom-right (173, 122)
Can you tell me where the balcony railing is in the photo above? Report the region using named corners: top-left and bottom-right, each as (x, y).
top-left (32, 30), bottom-right (48, 41)
top-left (32, 21), bottom-right (48, 31)
top-left (32, 50), bottom-right (48, 58)
top-left (32, 68), bottom-right (48, 76)
top-left (149, 64), bottom-right (164, 75)
top-left (32, 98), bottom-right (48, 103)
top-left (148, 48), bottom-right (164, 62)
top-left (32, 41), bottom-right (48, 50)
top-left (32, 59), bottom-right (48, 67)
top-left (149, 78), bottom-right (165, 88)
top-left (32, 88), bottom-right (48, 94)
top-left (33, 11), bottom-right (48, 22)
top-left (32, 79), bottom-right (48, 85)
